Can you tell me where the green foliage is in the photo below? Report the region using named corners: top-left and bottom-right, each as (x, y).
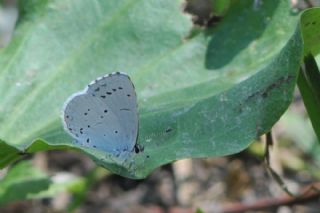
top-left (300, 8), bottom-right (320, 56)
top-left (0, 161), bottom-right (82, 205)
top-left (211, 0), bottom-right (231, 15)
top-left (297, 8), bottom-right (320, 142)
top-left (279, 109), bottom-right (320, 178)
top-left (0, 140), bottom-right (21, 168)
top-left (298, 55), bottom-right (320, 141)
top-left (0, 0), bottom-right (318, 179)
top-left (66, 167), bottom-right (109, 211)
top-left (195, 208), bottom-right (206, 213)
top-left (0, 161), bottom-right (49, 205)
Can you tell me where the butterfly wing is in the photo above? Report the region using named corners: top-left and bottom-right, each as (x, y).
top-left (63, 72), bottom-right (138, 153)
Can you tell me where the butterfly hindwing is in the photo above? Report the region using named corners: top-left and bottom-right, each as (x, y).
top-left (63, 72), bottom-right (138, 154)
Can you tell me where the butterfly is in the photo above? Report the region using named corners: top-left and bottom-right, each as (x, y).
top-left (62, 72), bottom-right (140, 156)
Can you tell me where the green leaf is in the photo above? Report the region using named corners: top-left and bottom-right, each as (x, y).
top-left (0, 161), bottom-right (50, 205)
top-left (298, 8), bottom-right (320, 142)
top-left (0, 161), bottom-right (82, 205)
top-left (195, 208), bottom-right (206, 213)
top-left (298, 55), bottom-right (320, 141)
top-left (300, 8), bottom-right (320, 56)
top-left (0, 0), bottom-right (303, 178)
top-left (0, 140), bottom-right (23, 168)
top-left (211, 0), bottom-right (231, 16)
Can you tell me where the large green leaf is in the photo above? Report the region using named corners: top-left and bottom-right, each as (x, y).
top-left (0, 0), bottom-right (305, 178)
